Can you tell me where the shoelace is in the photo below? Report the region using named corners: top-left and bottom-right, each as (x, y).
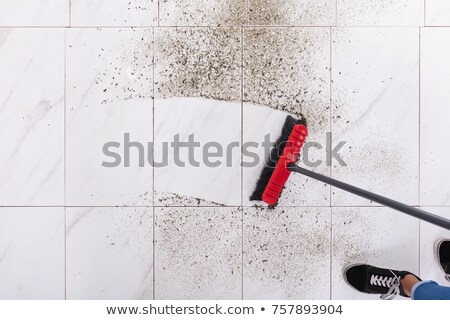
top-left (369, 270), bottom-right (401, 300)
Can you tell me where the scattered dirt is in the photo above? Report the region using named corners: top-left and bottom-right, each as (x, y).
top-left (154, 27), bottom-right (241, 102)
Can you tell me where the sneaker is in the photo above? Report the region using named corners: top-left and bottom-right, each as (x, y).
top-left (344, 264), bottom-right (421, 300)
top-left (437, 240), bottom-right (450, 282)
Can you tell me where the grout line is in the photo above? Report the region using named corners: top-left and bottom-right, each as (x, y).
top-left (330, 207), bottom-right (333, 300)
top-left (64, 28), bottom-right (67, 300)
top-left (418, 27), bottom-right (422, 208)
top-left (152, 27), bottom-right (156, 300)
top-left (240, 28), bottom-right (244, 208)
top-left (3, 25), bottom-right (450, 29)
top-left (69, 0), bottom-right (71, 27)
top-left (329, 27), bottom-right (333, 205)
top-left (64, 207), bottom-right (67, 300)
top-left (240, 26), bottom-right (244, 300)
top-left (329, 26), bottom-right (333, 300)
top-left (418, 26), bottom-right (421, 278)
top-left (152, 206), bottom-right (156, 299)
top-left (0, 204), bottom-right (435, 208)
top-left (241, 208), bottom-right (244, 300)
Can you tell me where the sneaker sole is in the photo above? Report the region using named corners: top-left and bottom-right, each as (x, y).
top-left (436, 239), bottom-right (450, 282)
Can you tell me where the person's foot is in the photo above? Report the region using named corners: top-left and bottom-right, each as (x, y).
top-left (344, 264), bottom-right (421, 300)
top-left (437, 240), bottom-right (450, 282)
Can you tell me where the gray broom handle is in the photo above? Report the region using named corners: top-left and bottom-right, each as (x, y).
top-left (288, 163), bottom-right (450, 231)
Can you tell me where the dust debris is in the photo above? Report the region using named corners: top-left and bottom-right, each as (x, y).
top-left (243, 27), bottom-right (330, 133)
top-left (154, 27), bottom-right (241, 102)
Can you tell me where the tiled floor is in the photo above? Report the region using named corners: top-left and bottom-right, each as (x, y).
top-left (1, 0), bottom-right (450, 300)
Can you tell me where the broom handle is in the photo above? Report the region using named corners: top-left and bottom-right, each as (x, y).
top-left (288, 163), bottom-right (450, 231)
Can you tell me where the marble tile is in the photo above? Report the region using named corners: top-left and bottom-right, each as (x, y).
top-left (331, 27), bottom-right (419, 206)
top-left (66, 207), bottom-right (152, 299)
top-left (426, 1), bottom-right (450, 25)
top-left (331, 207), bottom-right (419, 299)
top-left (66, 28), bottom-right (153, 206)
top-left (420, 28), bottom-right (450, 206)
top-left (243, 207), bottom-right (331, 299)
top-left (154, 27), bottom-right (242, 206)
top-left (71, 0), bottom-right (157, 26)
top-left (243, 27), bottom-right (330, 206)
top-left (0, 28), bottom-right (64, 206)
top-left (159, 0), bottom-right (247, 26)
top-left (154, 98), bottom-right (241, 206)
top-left (419, 207), bottom-right (450, 285)
top-left (0, 207), bottom-right (64, 299)
top-left (0, 0), bottom-right (68, 26)
top-left (249, 0), bottom-right (335, 26)
top-left (337, 0), bottom-right (423, 26)
top-left (154, 207), bottom-right (242, 299)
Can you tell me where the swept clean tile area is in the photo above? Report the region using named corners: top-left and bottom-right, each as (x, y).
top-left (243, 27), bottom-right (331, 206)
top-left (248, 0), bottom-right (336, 26)
top-left (425, 0), bottom-right (450, 25)
top-left (66, 207), bottom-right (153, 299)
top-left (420, 208), bottom-right (450, 286)
top-left (420, 28), bottom-right (450, 206)
top-left (331, 207), bottom-right (419, 299)
top-left (0, 208), bottom-right (65, 299)
top-left (159, 0), bottom-right (247, 26)
top-left (154, 98), bottom-right (241, 206)
top-left (331, 27), bottom-right (419, 206)
top-left (0, 28), bottom-right (64, 206)
top-left (0, 0), bottom-right (68, 26)
top-left (66, 28), bottom-right (153, 206)
top-left (154, 207), bottom-right (242, 299)
top-left (243, 207), bottom-right (331, 299)
top-left (337, 0), bottom-right (423, 26)
top-left (71, 0), bottom-right (157, 26)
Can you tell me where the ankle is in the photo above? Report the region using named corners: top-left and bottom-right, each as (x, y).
top-left (400, 274), bottom-right (420, 297)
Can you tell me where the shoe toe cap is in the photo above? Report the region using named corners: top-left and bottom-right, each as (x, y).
top-left (345, 264), bottom-right (368, 292)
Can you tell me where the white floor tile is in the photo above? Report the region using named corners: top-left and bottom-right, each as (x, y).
top-left (66, 207), bottom-right (153, 299)
top-left (420, 28), bottom-right (450, 206)
top-left (337, 0), bottom-right (423, 26)
top-left (419, 207), bottom-right (450, 286)
top-left (0, 208), bottom-right (64, 299)
top-left (154, 207), bottom-right (242, 299)
top-left (243, 207), bottom-right (331, 299)
top-left (154, 98), bottom-right (241, 206)
top-left (332, 207), bottom-right (419, 299)
top-left (0, 28), bottom-right (64, 206)
top-left (425, 0), bottom-right (450, 25)
top-left (332, 27), bottom-right (419, 206)
top-left (66, 28), bottom-right (153, 206)
top-left (71, 0), bottom-right (157, 26)
top-left (0, 0), bottom-right (68, 26)
top-left (160, 0), bottom-right (247, 26)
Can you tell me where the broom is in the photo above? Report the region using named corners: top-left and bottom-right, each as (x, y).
top-left (250, 116), bottom-right (450, 231)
